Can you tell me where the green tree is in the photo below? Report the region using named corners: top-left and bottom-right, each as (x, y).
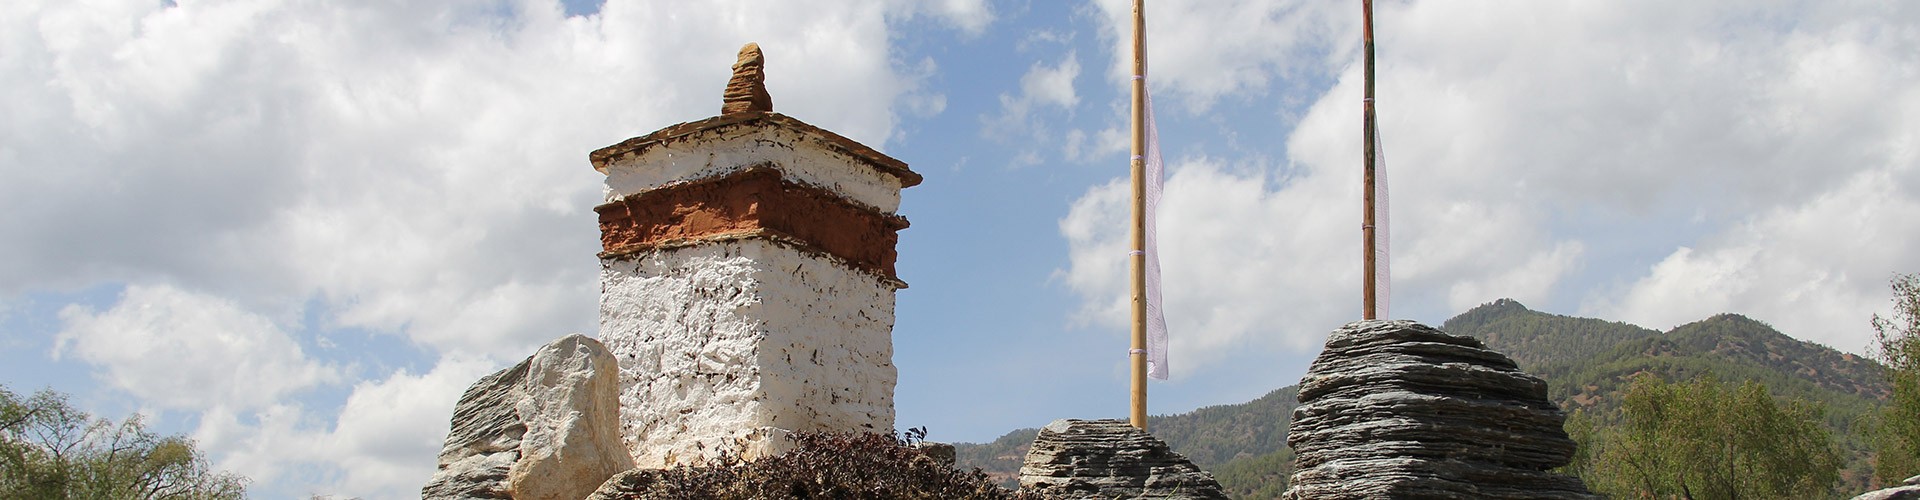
top-left (1873, 273), bottom-right (1920, 484)
top-left (1, 385), bottom-right (246, 499)
top-left (1586, 375), bottom-right (1839, 499)
top-left (1556, 408), bottom-right (1601, 481)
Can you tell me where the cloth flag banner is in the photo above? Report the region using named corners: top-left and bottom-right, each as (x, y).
top-left (1374, 123), bottom-right (1390, 319)
top-left (1144, 89), bottom-right (1169, 380)
top-left (1371, 124), bottom-right (1390, 320)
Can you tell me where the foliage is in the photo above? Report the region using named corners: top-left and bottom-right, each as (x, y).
top-left (0, 385), bottom-right (246, 500)
top-left (950, 427), bottom-right (1038, 488)
top-left (1543, 316), bottom-right (1885, 438)
top-left (1145, 386), bottom-right (1299, 470)
top-left (1455, 304), bottom-right (1887, 492)
top-left (597, 430), bottom-right (1036, 499)
top-left (1579, 375), bottom-right (1839, 499)
top-left (1873, 273), bottom-right (1920, 484)
top-left (1555, 408), bottom-right (1600, 481)
top-left (1208, 448), bottom-right (1290, 499)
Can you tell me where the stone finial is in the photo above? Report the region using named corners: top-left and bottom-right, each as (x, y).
top-left (721, 43), bottom-right (773, 114)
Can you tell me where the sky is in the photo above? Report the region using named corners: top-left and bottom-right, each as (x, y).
top-left (3, 0), bottom-right (1918, 497)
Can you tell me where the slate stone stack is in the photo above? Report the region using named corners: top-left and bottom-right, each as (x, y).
top-left (1851, 474), bottom-right (1920, 500)
top-left (1018, 419), bottom-right (1228, 499)
top-left (1283, 320), bottom-right (1598, 500)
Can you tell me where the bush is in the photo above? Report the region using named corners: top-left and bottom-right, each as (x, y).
top-left (1, 385), bottom-right (246, 499)
top-left (1873, 273), bottom-right (1920, 485)
top-left (592, 429), bottom-right (1042, 500)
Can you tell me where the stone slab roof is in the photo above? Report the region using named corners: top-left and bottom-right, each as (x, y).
top-left (589, 112), bottom-right (921, 188)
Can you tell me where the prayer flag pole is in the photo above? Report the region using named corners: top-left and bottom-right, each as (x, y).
top-left (1128, 0), bottom-right (1150, 430)
top-left (1362, 0), bottom-right (1381, 320)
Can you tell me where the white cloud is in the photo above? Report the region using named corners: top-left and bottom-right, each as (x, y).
top-left (1568, 2), bottom-right (1920, 351)
top-left (1091, 0), bottom-right (1349, 112)
top-left (323, 359), bottom-right (494, 497)
top-left (54, 284), bottom-right (340, 411)
top-left (190, 355), bottom-right (499, 498)
top-left (192, 404), bottom-right (333, 496)
top-left (4, 0), bottom-right (953, 496)
top-left (983, 51), bottom-right (1082, 159)
top-left (1593, 168), bottom-right (1920, 352)
top-left (1023, 53), bottom-right (1082, 109)
top-left (909, 0), bottom-right (995, 36)
top-left (1445, 242), bottom-right (1585, 313)
top-left (1, 0), bottom-right (935, 361)
top-left (1059, 158), bottom-right (1360, 365)
top-left (1065, 0), bottom-right (1920, 369)
top-left (323, 356), bottom-right (501, 498)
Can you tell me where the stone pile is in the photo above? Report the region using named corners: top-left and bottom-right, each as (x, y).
top-left (1283, 320), bottom-right (1598, 499)
top-left (1852, 475), bottom-right (1920, 500)
top-left (422, 335), bottom-right (633, 500)
top-left (1019, 419), bottom-right (1227, 499)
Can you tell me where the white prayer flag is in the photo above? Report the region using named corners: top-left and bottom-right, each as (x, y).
top-left (1144, 89), bottom-right (1169, 380)
top-left (1371, 124), bottom-right (1390, 320)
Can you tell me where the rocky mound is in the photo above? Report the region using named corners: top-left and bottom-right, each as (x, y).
top-left (1852, 475), bottom-right (1920, 500)
top-left (1018, 419), bottom-right (1227, 499)
top-left (1283, 320), bottom-right (1596, 499)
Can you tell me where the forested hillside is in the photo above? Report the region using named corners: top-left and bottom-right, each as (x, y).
top-left (1447, 302), bottom-right (1889, 491)
top-left (1441, 298), bottom-right (1659, 368)
top-left (954, 300), bottom-right (1895, 498)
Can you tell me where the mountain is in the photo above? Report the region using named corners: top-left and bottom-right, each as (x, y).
top-left (953, 300), bottom-right (1893, 498)
top-left (1447, 304), bottom-right (1886, 435)
top-left (1447, 302), bottom-right (1889, 491)
top-left (1440, 298), bottom-right (1659, 369)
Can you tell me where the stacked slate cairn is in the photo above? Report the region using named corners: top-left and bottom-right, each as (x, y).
top-left (1283, 320), bottom-right (1598, 499)
top-left (1019, 418), bottom-right (1228, 499)
top-left (1852, 474), bottom-right (1920, 500)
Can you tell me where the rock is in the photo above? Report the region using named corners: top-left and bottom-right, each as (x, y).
top-left (1909, 474), bottom-right (1920, 486)
top-left (1283, 320), bottom-right (1598, 500)
top-left (423, 355), bottom-right (531, 499)
top-left (1019, 418), bottom-right (1228, 499)
top-left (422, 452), bottom-right (517, 499)
top-left (584, 468), bottom-right (665, 500)
top-left (508, 334), bottom-right (634, 500)
top-left (423, 334), bottom-right (633, 500)
top-left (721, 43), bottom-right (772, 114)
top-left (1854, 486), bottom-right (1920, 500)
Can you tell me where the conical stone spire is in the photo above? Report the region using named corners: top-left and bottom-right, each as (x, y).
top-left (721, 43), bottom-right (772, 114)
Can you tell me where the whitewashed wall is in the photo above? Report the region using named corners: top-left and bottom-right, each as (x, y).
top-left (600, 238), bottom-right (897, 467)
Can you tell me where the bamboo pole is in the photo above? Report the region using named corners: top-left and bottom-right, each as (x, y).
top-left (1128, 0), bottom-right (1149, 430)
top-left (1361, 0), bottom-right (1379, 321)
